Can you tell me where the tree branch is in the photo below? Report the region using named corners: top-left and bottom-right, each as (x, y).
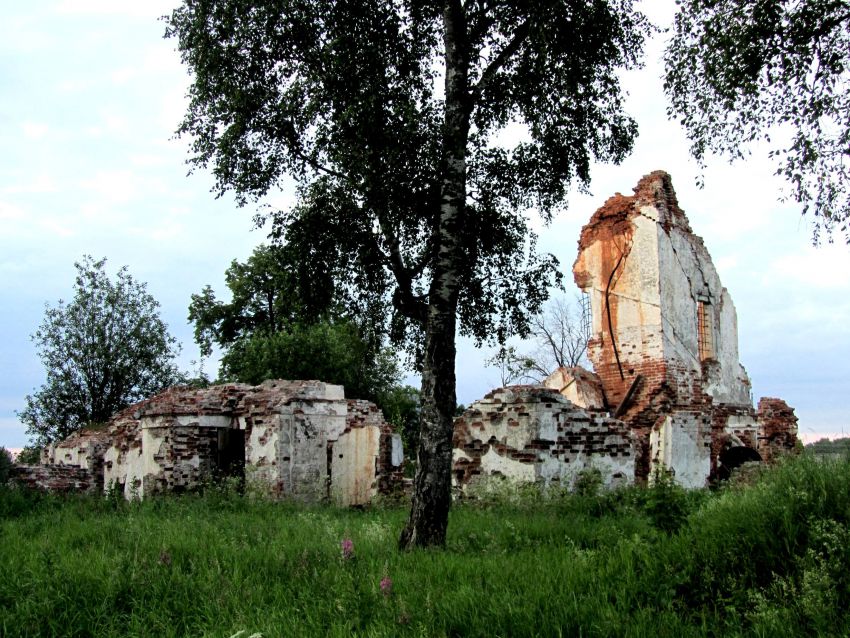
top-left (470, 17), bottom-right (532, 105)
top-left (376, 214), bottom-right (427, 325)
top-left (291, 146), bottom-right (351, 183)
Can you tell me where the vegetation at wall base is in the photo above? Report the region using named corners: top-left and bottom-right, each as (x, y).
top-left (1, 454), bottom-right (849, 637)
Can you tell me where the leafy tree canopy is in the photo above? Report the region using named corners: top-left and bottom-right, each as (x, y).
top-left (0, 448), bottom-right (12, 485)
top-left (14, 446), bottom-right (42, 466)
top-left (219, 321), bottom-right (402, 403)
top-left (665, 0), bottom-right (850, 242)
top-left (167, 0), bottom-right (651, 353)
top-left (19, 256), bottom-right (182, 445)
top-left (188, 243), bottom-right (339, 358)
top-left (806, 436), bottom-right (850, 456)
top-left (166, 0), bottom-right (652, 548)
top-left (188, 244), bottom-right (400, 401)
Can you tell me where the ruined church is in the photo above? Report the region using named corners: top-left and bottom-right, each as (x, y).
top-left (18, 171), bottom-right (798, 500)
top-left (453, 171), bottom-right (798, 490)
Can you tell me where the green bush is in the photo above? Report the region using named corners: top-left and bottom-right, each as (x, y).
top-left (644, 469), bottom-right (692, 535)
top-left (0, 447), bottom-right (13, 485)
top-left (15, 445), bottom-right (42, 465)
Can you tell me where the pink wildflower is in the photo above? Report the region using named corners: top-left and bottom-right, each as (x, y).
top-left (340, 538), bottom-right (354, 560)
top-left (380, 575), bottom-right (393, 597)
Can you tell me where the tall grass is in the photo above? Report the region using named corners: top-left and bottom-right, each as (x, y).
top-left (1, 454), bottom-right (848, 637)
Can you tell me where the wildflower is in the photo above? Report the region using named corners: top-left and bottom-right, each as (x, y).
top-left (380, 575), bottom-right (393, 597)
top-left (340, 537), bottom-right (354, 560)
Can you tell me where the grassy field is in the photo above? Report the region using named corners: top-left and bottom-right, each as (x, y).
top-left (2, 455), bottom-right (849, 637)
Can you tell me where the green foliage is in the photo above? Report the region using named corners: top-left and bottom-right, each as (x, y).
top-left (188, 244), bottom-right (347, 359)
top-left (18, 256), bottom-right (181, 445)
top-left (573, 467), bottom-right (604, 498)
top-left (644, 469), bottom-right (693, 535)
top-left (806, 436), bottom-right (850, 457)
top-left (3, 456), bottom-right (850, 635)
top-left (165, 0), bottom-right (654, 546)
top-left (376, 385), bottom-right (420, 458)
top-left (221, 320), bottom-right (401, 405)
top-left (14, 446), bottom-right (41, 465)
top-left (188, 244), bottom-right (401, 406)
top-left (164, 0), bottom-right (653, 355)
top-left (0, 448), bottom-right (12, 485)
top-left (665, 0), bottom-right (850, 242)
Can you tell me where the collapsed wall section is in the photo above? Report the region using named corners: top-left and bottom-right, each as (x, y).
top-left (243, 381), bottom-right (347, 502)
top-left (453, 386), bottom-right (634, 492)
top-left (331, 400), bottom-right (404, 506)
top-left (35, 380), bottom-right (403, 505)
top-left (757, 398), bottom-right (799, 462)
top-left (11, 465), bottom-right (98, 493)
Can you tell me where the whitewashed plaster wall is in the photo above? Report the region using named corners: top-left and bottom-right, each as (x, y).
top-left (453, 387), bottom-right (635, 492)
top-left (655, 210), bottom-right (751, 405)
top-left (331, 425), bottom-right (381, 506)
top-left (649, 412), bottom-right (711, 488)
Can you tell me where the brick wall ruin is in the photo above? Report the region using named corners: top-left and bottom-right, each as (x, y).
top-left (571, 170), bottom-right (797, 486)
top-left (22, 380), bottom-right (403, 506)
top-left (453, 386), bottom-right (634, 491)
top-left (454, 171), bottom-right (798, 492)
top-left (11, 465), bottom-right (99, 493)
top-left (757, 397), bottom-right (799, 462)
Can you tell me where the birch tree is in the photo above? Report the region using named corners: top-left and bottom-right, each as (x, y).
top-left (665, 0), bottom-right (850, 242)
top-left (165, 0), bottom-right (651, 548)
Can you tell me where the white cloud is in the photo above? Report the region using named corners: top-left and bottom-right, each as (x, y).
top-left (38, 217), bottom-right (78, 238)
top-left (78, 170), bottom-right (139, 203)
top-left (159, 86), bottom-right (190, 131)
top-left (21, 122), bottom-right (49, 139)
top-left (0, 15), bottom-right (54, 55)
top-left (129, 153), bottom-right (171, 168)
top-left (142, 44), bottom-right (183, 75)
top-left (148, 218), bottom-right (185, 243)
top-left (56, 78), bottom-right (95, 93)
top-left (0, 201), bottom-right (27, 223)
top-left (771, 244), bottom-right (850, 291)
top-left (110, 67), bottom-right (137, 85)
top-left (3, 175), bottom-right (57, 195)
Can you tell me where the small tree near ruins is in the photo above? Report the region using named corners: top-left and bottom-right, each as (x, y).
top-left (19, 257), bottom-right (181, 446)
top-left (165, 1), bottom-right (652, 548)
top-left (188, 244), bottom-right (400, 403)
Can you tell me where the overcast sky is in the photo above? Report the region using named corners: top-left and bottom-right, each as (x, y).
top-left (1, 1), bottom-right (848, 449)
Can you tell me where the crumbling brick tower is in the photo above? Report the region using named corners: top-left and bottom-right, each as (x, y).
top-left (573, 171), bottom-right (797, 486)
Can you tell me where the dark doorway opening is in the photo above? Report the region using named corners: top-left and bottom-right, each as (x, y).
top-left (717, 446), bottom-right (762, 481)
top-left (215, 428), bottom-right (246, 484)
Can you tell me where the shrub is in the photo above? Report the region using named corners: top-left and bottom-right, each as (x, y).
top-left (0, 447), bottom-right (13, 484)
top-left (15, 445), bottom-right (42, 465)
top-left (645, 469), bottom-right (691, 535)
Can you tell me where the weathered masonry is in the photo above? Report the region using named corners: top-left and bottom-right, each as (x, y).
top-left (21, 380), bottom-right (403, 506)
top-left (453, 386), bottom-right (634, 491)
top-left (453, 171), bottom-right (798, 490)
